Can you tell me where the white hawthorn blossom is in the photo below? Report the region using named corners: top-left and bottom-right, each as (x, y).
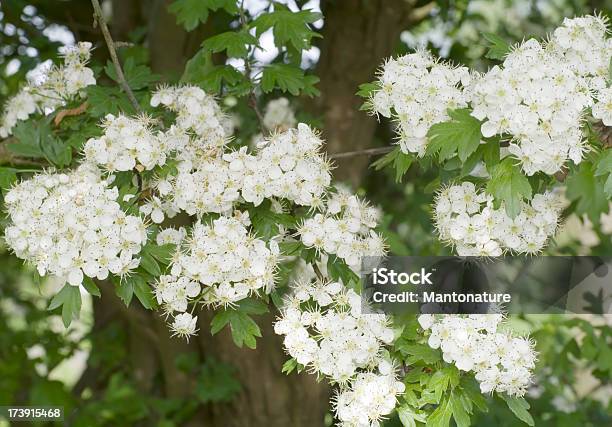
top-left (274, 278), bottom-right (395, 384)
top-left (369, 50), bottom-right (471, 156)
top-left (298, 188), bottom-right (386, 268)
top-left (550, 14), bottom-right (612, 91)
top-left (170, 312), bottom-right (198, 341)
top-left (433, 182), bottom-right (562, 255)
top-left (333, 369), bottom-right (406, 427)
top-left (3, 164), bottom-right (147, 286)
top-left (263, 97), bottom-right (297, 131)
top-left (592, 86), bottom-right (612, 126)
top-left (84, 114), bottom-right (176, 172)
top-left (419, 314), bottom-right (536, 396)
top-left (468, 38), bottom-right (593, 175)
top-left (169, 214), bottom-right (279, 307)
top-left (0, 42), bottom-right (96, 137)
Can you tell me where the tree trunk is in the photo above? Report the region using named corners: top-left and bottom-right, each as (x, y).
top-left (310, 0), bottom-right (424, 185)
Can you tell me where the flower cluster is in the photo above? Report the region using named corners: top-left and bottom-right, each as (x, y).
top-left (169, 214), bottom-right (279, 307)
top-left (550, 14), bottom-right (612, 91)
top-left (434, 182), bottom-right (562, 255)
top-left (225, 123), bottom-right (332, 207)
top-left (0, 42), bottom-right (95, 138)
top-left (4, 164), bottom-right (147, 286)
top-left (154, 273), bottom-right (201, 340)
top-left (274, 278), bottom-right (394, 384)
top-left (263, 97), bottom-right (297, 131)
top-left (160, 123), bottom-right (332, 218)
top-left (84, 114), bottom-right (175, 172)
top-left (151, 85), bottom-right (228, 151)
top-left (334, 369), bottom-right (406, 427)
top-left (419, 314), bottom-right (536, 396)
top-left (298, 188), bottom-right (386, 268)
top-left (469, 38), bottom-right (593, 175)
top-left (369, 50), bottom-right (470, 155)
top-left (593, 87), bottom-right (612, 126)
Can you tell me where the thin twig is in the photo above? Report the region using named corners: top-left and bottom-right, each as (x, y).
top-left (311, 262), bottom-right (325, 282)
top-left (329, 146), bottom-right (394, 159)
top-left (238, 0), bottom-right (267, 134)
top-left (90, 0), bottom-right (142, 113)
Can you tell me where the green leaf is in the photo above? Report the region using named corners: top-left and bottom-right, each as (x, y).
top-left (251, 6), bottom-right (321, 50)
top-left (398, 342), bottom-right (441, 364)
top-left (482, 140), bottom-right (500, 171)
top-left (281, 358), bottom-right (298, 375)
top-left (486, 158), bottom-right (532, 218)
top-left (229, 312), bottom-right (262, 349)
top-left (450, 391), bottom-right (471, 427)
top-left (370, 147), bottom-right (414, 183)
top-left (210, 307), bottom-right (263, 349)
top-left (82, 277), bottom-right (101, 297)
top-left (398, 405), bottom-right (427, 427)
top-left (482, 32), bottom-right (511, 60)
top-left (248, 199), bottom-right (295, 239)
top-left (210, 310), bottom-right (232, 335)
top-left (237, 298), bottom-right (269, 315)
top-left (41, 134), bottom-right (72, 168)
top-left (140, 252), bottom-right (162, 277)
top-left (132, 275), bottom-right (156, 309)
top-left (260, 63), bottom-right (318, 96)
top-left (327, 255), bottom-right (359, 285)
top-left (182, 50), bottom-right (247, 94)
top-left (502, 396), bottom-right (535, 426)
top-left (8, 120), bottom-right (50, 159)
top-left (169, 0), bottom-right (238, 31)
top-left (49, 284), bottom-right (82, 328)
top-left (105, 58), bottom-right (159, 90)
top-left (595, 149), bottom-right (612, 198)
top-left (426, 397), bottom-right (452, 427)
top-left (0, 167), bottom-right (18, 191)
top-left (114, 277), bottom-right (134, 307)
top-left (428, 366), bottom-right (460, 401)
top-left (566, 162), bottom-right (610, 222)
top-left (202, 31), bottom-right (258, 58)
top-left (426, 108), bottom-right (482, 162)
top-left (195, 358), bottom-right (241, 403)
top-left (142, 243), bottom-right (176, 266)
top-left (356, 82), bottom-right (380, 99)
top-left (86, 85), bottom-right (134, 117)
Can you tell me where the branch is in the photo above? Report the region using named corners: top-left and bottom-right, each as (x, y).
top-left (329, 146), bottom-right (394, 159)
top-left (90, 0), bottom-right (142, 113)
top-left (238, 1), bottom-right (267, 135)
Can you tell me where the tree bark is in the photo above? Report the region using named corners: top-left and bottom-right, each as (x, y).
top-left (310, 0), bottom-right (423, 185)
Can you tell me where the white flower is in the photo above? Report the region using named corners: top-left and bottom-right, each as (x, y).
top-left (298, 188), bottom-right (385, 269)
top-left (170, 215), bottom-right (279, 307)
top-left (263, 97), bottom-right (296, 131)
top-left (420, 314), bottom-right (536, 396)
top-left (592, 87), bottom-right (612, 126)
top-left (434, 184), bottom-right (562, 255)
top-left (333, 371), bottom-right (405, 427)
top-left (84, 114), bottom-right (175, 172)
top-left (170, 312), bottom-right (198, 340)
top-left (3, 164), bottom-right (146, 288)
top-left (0, 42), bottom-right (95, 137)
top-left (275, 278), bottom-right (394, 384)
top-left (369, 50), bottom-right (471, 156)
